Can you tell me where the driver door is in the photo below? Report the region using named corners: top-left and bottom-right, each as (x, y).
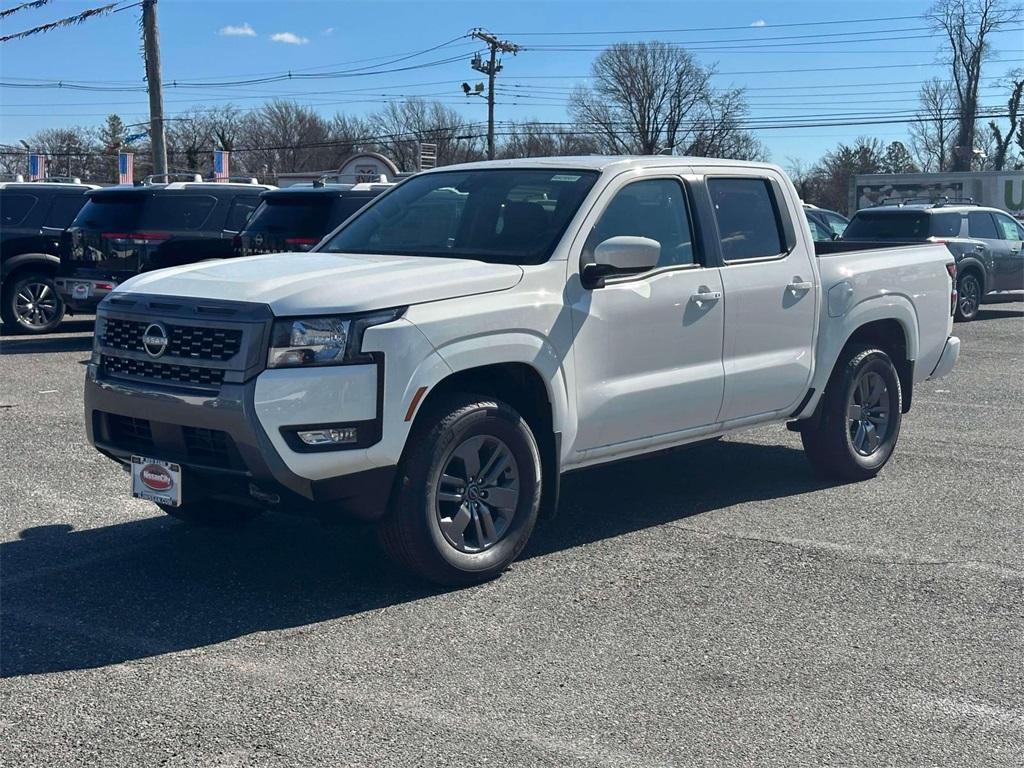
top-left (568, 174), bottom-right (726, 454)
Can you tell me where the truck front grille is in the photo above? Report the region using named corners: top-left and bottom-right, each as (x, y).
top-left (99, 413), bottom-right (241, 469)
top-left (102, 354), bottom-right (225, 389)
top-left (102, 318), bottom-right (242, 361)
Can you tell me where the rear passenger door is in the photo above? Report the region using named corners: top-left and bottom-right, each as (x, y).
top-left (701, 172), bottom-right (817, 423)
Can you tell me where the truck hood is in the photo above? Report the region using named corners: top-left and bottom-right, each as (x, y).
top-left (114, 252), bottom-right (524, 315)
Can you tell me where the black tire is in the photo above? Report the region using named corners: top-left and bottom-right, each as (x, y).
top-left (377, 395), bottom-right (543, 586)
top-left (955, 271), bottom-right (982, 322)
top-left (1, 272), bottom-right (65, 334)
top-left (801, 345), bottom-right (903, 482)
top-left (158, 500), bottom-right (264, 527)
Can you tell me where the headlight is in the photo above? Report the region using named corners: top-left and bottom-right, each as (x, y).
top-left (267, 308), bottom-right (404, 368)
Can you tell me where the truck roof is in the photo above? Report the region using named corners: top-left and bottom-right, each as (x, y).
top-left (421, 155), bottom-right (783, 174)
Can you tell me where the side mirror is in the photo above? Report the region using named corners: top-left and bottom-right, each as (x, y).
top-left (582, 236), bottom-right (660, 288)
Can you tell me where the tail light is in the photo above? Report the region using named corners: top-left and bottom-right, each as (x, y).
top-left (285, 237), bottom-right (319, 250)
top-left (946, 262), bottom-right (957, 316)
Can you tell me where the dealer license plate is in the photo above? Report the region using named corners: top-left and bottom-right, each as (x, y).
top-left (131, 456), bottom-right (182, 507)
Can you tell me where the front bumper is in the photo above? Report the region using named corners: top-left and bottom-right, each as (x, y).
top-left (929, 335), bottom-right (960, 380)
top-left (86, 367), bottom-right (395, 520)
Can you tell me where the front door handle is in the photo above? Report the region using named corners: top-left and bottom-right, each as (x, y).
top-left (787, 280), bottom-right (813, 294)
top-left (689, 289), bottom-right (721, 307)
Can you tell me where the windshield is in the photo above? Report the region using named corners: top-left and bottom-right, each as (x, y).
top-left (317, 169), bottom-right (600, 265)
top-left (844, 211), bottom-right (961, 240)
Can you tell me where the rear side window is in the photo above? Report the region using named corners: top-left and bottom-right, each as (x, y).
top-left (142, 195), bottom-right (217, 231)
top-left (75, 194), bottom-right (146, 230)
top-left (44, 194), bottom-right (88, 228)
top-left (708, 177), bottom-right (785, 260)
top-left (225, 195), bottom-right (260, 232)
top-left (1, 193), bottom-right (38, 226)
top-left (929, 212), bottom-right (962, 237)
top-left (967, 212), bottom-right (998, 239)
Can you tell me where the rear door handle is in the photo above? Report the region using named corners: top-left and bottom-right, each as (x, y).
top-left (787, 280), bottom-right (813, 294)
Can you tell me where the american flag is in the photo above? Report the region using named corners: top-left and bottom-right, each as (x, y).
top-left (118, 152), bottom-right (134, 185)
top-left (213, 150), bottom-right (229, 182)
top-left (28, 154), bottom-right (45, 181)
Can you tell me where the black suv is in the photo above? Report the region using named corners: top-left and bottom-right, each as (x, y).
top-left (234, 182), bottom-right (391, 257)
top-left (58, 176), bottom-right (273, 313)
top-left (1, 178), bottom-right (98, 333)
top-left (843, 200), bottom-right (1024, 321)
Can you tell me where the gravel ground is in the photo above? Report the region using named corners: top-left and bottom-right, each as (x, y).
top-left (1, 305), bottom-right (1022, 767)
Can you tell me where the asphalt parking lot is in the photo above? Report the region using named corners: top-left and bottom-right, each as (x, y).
top-left (1, 305), bottom-right (1022, 767)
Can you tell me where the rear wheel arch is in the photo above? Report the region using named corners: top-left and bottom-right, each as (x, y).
top-left (2, 253), bottom-right (60, 283)
top-left (836, 319), bottom-right (914, 414)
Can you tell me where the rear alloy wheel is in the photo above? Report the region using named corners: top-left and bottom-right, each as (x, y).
top-left (955, 272), bottom-right (981, 322)
top-left (2, 273), bottom-right (65, 334)
top-left (801, 345), bottom-right (902, 482)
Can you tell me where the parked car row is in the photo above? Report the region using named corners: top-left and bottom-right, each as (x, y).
top-left (0, 175), bottom-right (392, 334)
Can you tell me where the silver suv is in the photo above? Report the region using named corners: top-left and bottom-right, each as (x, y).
top-left (843, 200), bottom-right (1024, 321)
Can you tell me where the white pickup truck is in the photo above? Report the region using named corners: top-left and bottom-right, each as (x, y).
top-left (85, 157), bottom-right (961, 584)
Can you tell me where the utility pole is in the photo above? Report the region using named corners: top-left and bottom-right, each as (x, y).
top-left (469, 29), bottom-right (519, 161)
top-left (142, 0), bottom-right (168, 177)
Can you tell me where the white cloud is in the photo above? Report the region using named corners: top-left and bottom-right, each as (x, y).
top-left (219, 22), bottom-right (256, 37)
top-left (271, 32), bottom-right (310, 45)
top-left (322, 27), bottom-right (335, 36)
top-left (750, 19), bottom-right (767, 27)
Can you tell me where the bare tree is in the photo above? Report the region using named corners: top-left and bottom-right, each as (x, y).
top-left (369, 99), bottom-right (483, 171)
top-left (23, 126), bottom-right (99, 179)
top-left (682, 87), bottom-right (768, 160)
top-left (927, 0), bottom-right (1018, 170)
top-left (804, 137), bottom-right (885, 214)
top-left (569, 41), bottom-right (712, 154)
top-left (235, 100), bottom-right (337, 181)
top-left (909, 78), bottom-right (959, 171)
top-left (989, 70), bottom-right (1024, 170)
top-left (497, 121), bottom-right (600, 159)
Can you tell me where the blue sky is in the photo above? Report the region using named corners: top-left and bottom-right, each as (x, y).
top-left (1, 0), bottom-right (1022, 164)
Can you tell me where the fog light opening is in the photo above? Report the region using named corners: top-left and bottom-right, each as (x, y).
top-left (296, 427), bottom-right (358, 446)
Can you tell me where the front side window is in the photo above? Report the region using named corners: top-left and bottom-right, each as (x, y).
top-left (318, 169), bottom-right (600, 265)
top-left (0, 193), bottom-right (38, 226)
top-left (586, 179), bottom-right (696, 269)
top-left (994, 212), bottom-right (1024, 241)
top-left (708, 177), bottom-right (785, 260)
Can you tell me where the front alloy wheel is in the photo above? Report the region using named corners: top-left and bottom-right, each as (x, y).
top-left (436, 435), bottom-right (520, 554)
top-left (378, 395), bottom-right (542, 585)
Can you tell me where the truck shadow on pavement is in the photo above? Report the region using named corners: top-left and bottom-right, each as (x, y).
top-left (1, 439), bottom-right (834, 678)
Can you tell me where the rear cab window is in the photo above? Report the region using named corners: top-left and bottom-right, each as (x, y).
top-left (708, 177), bottom-right (785, 260)
top-left (1, 193), bottom-right (39, 226)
